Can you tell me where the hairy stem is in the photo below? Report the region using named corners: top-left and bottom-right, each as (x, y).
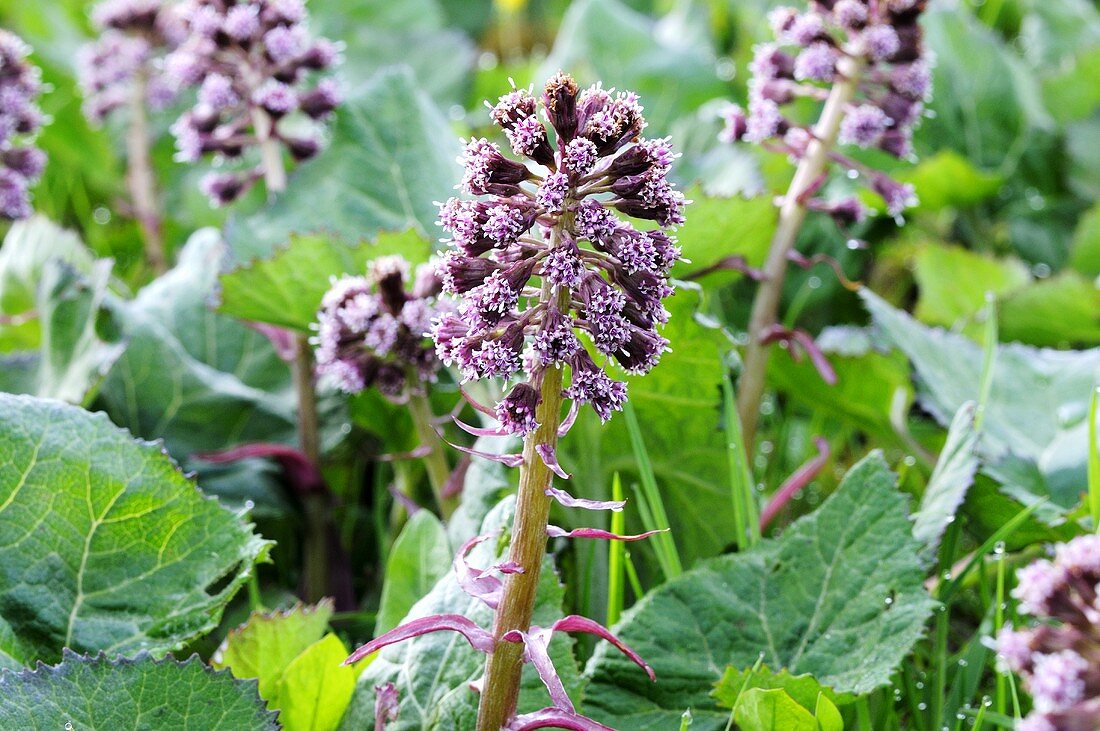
top-left (408, 391), bottom-right (456, 518)
top-left (476, 233), bottom-right (572, 731)
top-left (737, 56), bottom-right (863, 450)
top-left (127, 68), bottom-right (167, 273)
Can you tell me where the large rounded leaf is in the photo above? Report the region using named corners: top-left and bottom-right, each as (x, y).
top-left (0, 651), bottom-right (277, 730)
top-left (583, 454), bottom-right (935, 730)
top-left (0, 394), bottom-right (271, 668)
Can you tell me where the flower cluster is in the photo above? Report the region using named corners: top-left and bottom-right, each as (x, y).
top-left (432, 73), bottom-right (686, 436)
top-left (720, 0), bottom-right (931, 218)
top-left (0, 31), bottom-right (46, 221)
top-left (314, 256), bottom-right (451, 400)
top-left (345, 494), bottom-right (659, 730)
top-left (165, 0), bottom-right (341, 205)
top-left (994, 535), bottom-right (1100, 730)
top-left (78, 0), bottom-right (182, 123)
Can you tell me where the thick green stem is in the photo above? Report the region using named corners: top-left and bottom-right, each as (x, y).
top-left (251, 110), bottom-right (327, 600)
top-left (292, 334), bottom-right (327, 602)
top-left (127, 68), bottom-right (167, 273)
top-left (251, 107), bottom-right (287, 195)
top-left (476, 233), bottom-right (572, 731)
top-left (408, 391), bottom-right (456, 518)
top-left (736, 56), bottom-right (863, 451)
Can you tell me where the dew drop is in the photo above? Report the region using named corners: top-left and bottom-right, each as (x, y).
top-left (917, 702), bottom-right (927, 711)
top-left (477, 51), bottom-right (498, 70)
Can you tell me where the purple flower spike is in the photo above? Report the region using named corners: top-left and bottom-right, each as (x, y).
top-left (546, 525), bottom-right (667, 542)
top-left (344, 614), bottom-right (495, 665)
top-left (994, 534), bottom-right (1100, 725)
top-left (374, 683), bottom-right (399, 731)
top-left (0, 31), bottom-right (45, 220)
top-left (314, 259), bottom-right (453, 400)
top-left (431, 74), bottom-right (684, 433)
top-left (507, 709), bottom-right (616, 731)
top-left (166, 0), bottom-right (340, 203)
top-left (545, 486), bottom-right (626, 512)
top-left (721, 0), bottom-right (931, 216)
top-left (79, 1), bottom-right (181, 124)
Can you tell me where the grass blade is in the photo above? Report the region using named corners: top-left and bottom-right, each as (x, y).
top-left (623, 400), bottom-right (683, 579)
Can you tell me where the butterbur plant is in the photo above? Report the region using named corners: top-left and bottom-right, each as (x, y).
top-left (994, 535), bottom-right (1100, 730)
top-left (79, 0), bottom-right (182, 271)
top-left (720, 0), bottom-right (931, 448)
top-left (0, 30), bottom-right (45, 221)
top-left (348, 73), bottom-right (684, 730)
top-left (166, 0), bottom-right (340, 206)
top-left (315, 255), bottom-right (458, 515)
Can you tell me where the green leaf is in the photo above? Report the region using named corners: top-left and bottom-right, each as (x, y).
top-left (920, 9), bottom-right (1051, 170)
top-left (1070, 201), bottom-right (1100, 276)
top-left (998, 273), bottom-right (1100, 347)
top-left (671, 190), bottom-right (776, 281)
top-left (274, 633), bottom-right (359, 731)
top-left (310, 0), bottom-right (475, 107)
top-left (375, 511), bottom-right (452, 635)
top-left (911, 403), bottom-right (980, 559)
top-left (768, 325), bottom-right (913, 440)
top-left (712, 666), bottom-right (850, 712)
top-left (340, 498), bottom-right (582, 730)
top-left (815, 693), bottom-right (843, 731)
top-left (911, 243), bottom-right (1029, 329)
top-left (584, 454), bottom-right (936, 730)
top-left (0, 215), bottom-right (95, 317)
top-left (1, 259), bottom-right (124, 404)
top-left (0, 651), bottom-right (278, 730)
top-left (97, 230), bottom-right (297, 458)
top-left (213, 600), bottom-right (334, 700)
top-left (734, 688), bottom-right (818, 731)
top-left (229, 66), bottom-right (461, 261)
top-left (1041, 44), bottom-right (1100, 124)
top-left (0, 394), bottom-right (270, 667)
top-left (217, 230), bottom-right (434, 333)
top-left (899, 151), bottom-right (1003, 212)
top-left (861, 288), bottom-right (1100, 517)
top-left (560, 287), bottom-right (740, 567)
top-left (535, 0), bottom-right (726, 131)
